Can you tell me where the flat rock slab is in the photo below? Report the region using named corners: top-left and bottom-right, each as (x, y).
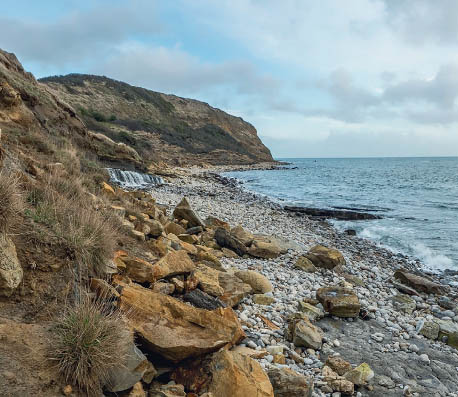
top-left (318, 316), bottom-right (458, 396)
top-left (394, 270), bottom-right (448, 295)
top-left (284, 206), bottom-right (382, 220)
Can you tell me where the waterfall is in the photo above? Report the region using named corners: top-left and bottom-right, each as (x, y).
top-left (107, 168), bottom-right (164, 189)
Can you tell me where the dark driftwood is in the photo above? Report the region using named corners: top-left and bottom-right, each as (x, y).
top-left (283, 206), bottom-right (382, 220)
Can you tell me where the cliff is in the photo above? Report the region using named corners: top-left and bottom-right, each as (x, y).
top-left (40, 74), bottom-right (274, 166)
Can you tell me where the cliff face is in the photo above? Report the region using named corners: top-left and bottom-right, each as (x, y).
top-left (40, 74), bottom-right (274, 166)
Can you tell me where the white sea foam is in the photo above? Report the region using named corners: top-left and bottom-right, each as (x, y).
top-left (411, 242), bottom-right (453, 270)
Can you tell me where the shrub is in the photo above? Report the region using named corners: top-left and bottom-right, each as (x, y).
top-left (0, 170), bottom-right (24, 234)
top-left (48, 295), bottom-right (131, 395)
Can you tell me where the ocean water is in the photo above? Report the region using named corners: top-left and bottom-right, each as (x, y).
top-left (224, 157), bottom-right (458, 271)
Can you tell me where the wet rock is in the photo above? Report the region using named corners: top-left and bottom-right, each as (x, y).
top-left (235, 270), bottom-right (273, 293)
top-left (214, 227), bottom-right (247, 256)
top-left (394, 270), bottom-right (447, 295)
top-left (316, 286), bottom-right (360, 318)
top-left (0, 236), bottom-right (22, 297)
top-left (173, 197), bottom-right (205, 228)
top-left (119, 283), bottom-right (244, 362)
top-left (305, 245), bottom-right (345, 270)
top-left (267, 367), bottom-right (314, 397)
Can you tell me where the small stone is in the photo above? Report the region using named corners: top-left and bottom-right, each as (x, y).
top-left (419, 354), bottom-right (430, 364)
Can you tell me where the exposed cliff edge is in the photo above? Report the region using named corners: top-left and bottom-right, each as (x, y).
top-left (39, 73), bottom-right (274, 166)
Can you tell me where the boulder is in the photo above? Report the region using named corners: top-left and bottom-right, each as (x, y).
top-left (288, 318), bottom-right (323, 349)
top-left (325, 356), bottom-right (352, 376)
top-left (344, 362), bottom-right (374, 385)
top-left (418, 321), bottom-right (440, 340)
top-left (305, 245), bottom-right (345, 270)
top-left (173, 350), bottom-right (274, 397)
top-left (106, 344), bottom-right (154, 392)
top-left (267, 367), bottom-right (314, 397)
top-left (230, 225), bottom-right (254, 246)
top-left (218, 272), bottom-right (253, 307)
top-left (152, 250), bottom-right (195, 280)
top-left (297, 301), bottom-right (325, 321)
top-left (172, 197), bottom-right (204, 228)
top-left (316, 286), bottom-right (360, 318)
top-left (119, 283), bottom-right (245, 362)
top-left (122, 256), bottom-right (155, 283)
top-left (145, 219), bottom-right (164, 237)
top-left (392, 294), bottom-right (416, 315)
top-left (235, 270), bottom-right (273, 293)
top-left (436, 319), bottom-right (458, 348)
top-left (322, 366), bottom-right (354, 394)
top-left (295, 256), bottom-right (317, 273)
top-left (205, 216), bottom-right (230, 231)
top-left (194, 264), bottom-right (224, 296)
top-left (394, 270), bottom-right (447, 295)
top-left (165, 222), bottom-right (186, 236)
top-left (151, 281), bottom-right (175, 295)
top-left (178, 234), bottom-right (198, 244)
top-left (186, 226), bottom-right (203, 235)
top-left (248, 239), bottom-right (281, 259)
top-left (0, 236), bottom-right (23, 297)
top-left (221, 247), bottom-right (238, 258)
top-left (214, 227), bottom-right (247, 256)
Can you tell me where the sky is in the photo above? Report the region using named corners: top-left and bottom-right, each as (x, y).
top-left (1, 0), bottom-right (458, 158)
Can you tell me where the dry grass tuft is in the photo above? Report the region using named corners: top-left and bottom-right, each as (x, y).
top-left (48, 294), bottom-right (131, 395)
top-left (0, 170), bottom-right (24, 234)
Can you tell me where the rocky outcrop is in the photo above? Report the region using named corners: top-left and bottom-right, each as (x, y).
top-left (172, 197), bottom-right (205, 229)
top-left (0, 235), bottom-right (22, 297)
top-left (118, 283), bottom-right (245, 362)
top-left (284, 206), bottom-right (382, 220)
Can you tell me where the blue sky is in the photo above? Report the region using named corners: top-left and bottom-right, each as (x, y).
top-left (2, 0), bottom-right (458, 158)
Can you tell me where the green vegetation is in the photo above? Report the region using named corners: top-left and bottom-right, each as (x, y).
top-left (48, 295), bottom-right (131, 395)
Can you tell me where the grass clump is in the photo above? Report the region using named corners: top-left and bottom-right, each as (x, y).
top-left (0, 170), bottom-right (24, 234)
top-left (49, 295), bottom-right (131, 395)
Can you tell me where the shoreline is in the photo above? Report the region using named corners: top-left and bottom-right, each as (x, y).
top-left (148, 166), bottom-right (458, 396)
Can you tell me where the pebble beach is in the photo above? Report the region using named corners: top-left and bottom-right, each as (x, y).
top-left (149, 167), bottom-right (458, 397)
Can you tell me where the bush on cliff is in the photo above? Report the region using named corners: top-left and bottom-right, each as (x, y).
top-left (48, 295), bottom-right (130, 395)
top-left (0, 170), bottom-right (24, 235)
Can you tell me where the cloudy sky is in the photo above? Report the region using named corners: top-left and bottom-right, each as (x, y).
top-left (2, 0), bottom-right (458, 158)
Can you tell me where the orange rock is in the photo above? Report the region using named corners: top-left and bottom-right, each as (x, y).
top-left (119, 283), bottom-right (245, 362)
top-left (152, 250), bottom-right (195, 280)
top-left (102, 181), bottom-right (115, 195)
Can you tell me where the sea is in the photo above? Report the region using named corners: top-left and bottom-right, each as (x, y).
top-left (223, 157), bottom-right (458, 272)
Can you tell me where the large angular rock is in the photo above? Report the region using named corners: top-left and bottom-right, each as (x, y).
top-left (248, 239), bottom-right (281, 259)
top-left (205, 216), bottom-right (230, 231)
top-left (173, 350), bottom-right (274, 397)
top-left (343, 363), bottom-right (374, 385)
top-left (297, 301), bottom-right (325, 321)
top-left (235, 270), bottom-right (273, 293)
top-left (316, 286), bottom-right (360, 318)
top-left (172, 197), bottom-right (204, 228)
top-left (305, 245), bottom-right (345, 270)
top-left (122, 256), bottom-right (155, 283)
top-left (392, 294), bottom-right (416, 315)
top-left (119, 283), bottom-right (245, 362)
top-left (0, 236), bottom-right (22, 297)
top-left (288, 318), bottom-right (323, 349)
top-left (214, 227), bottom-right (247, 256)
top-left (230, 225), bottom-right (254, 246)
top-left (152, 250), bottom-right (195, 280)
top-left (267, 367), bottom-right (314, 397)
top-left (325, 356), bottom-right (352, 376)
top-left (419, 321), bottom-right (440, 340)
top-left (106, 343), bottom-right (154, 392)
top-left (183, 289), bottom-right (226, 310)
top-left (194, 264), bottom-right (224, 296)
top-left (394, 270), bottom-right (447, 295)
top-left (218, 272), bottom-right (253, 307)
top-left (436, 319), bottom-right (458, 348)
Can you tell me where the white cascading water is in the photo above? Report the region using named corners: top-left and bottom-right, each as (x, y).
top-left (107, 168), bottom-right (164, 189)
